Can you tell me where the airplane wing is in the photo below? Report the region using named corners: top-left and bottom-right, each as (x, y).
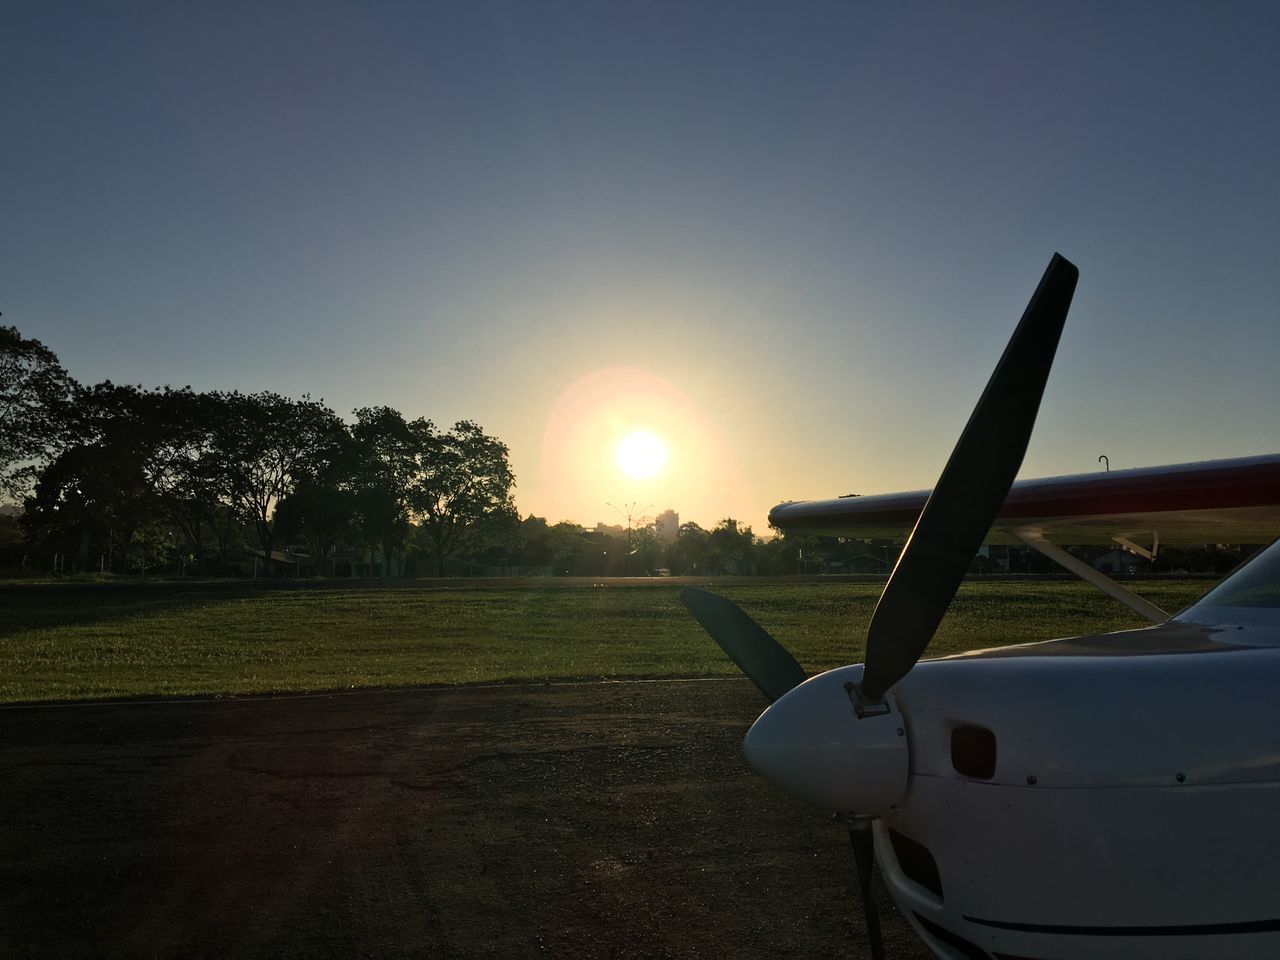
top-left (769, 453), bottom-right (1280, 546)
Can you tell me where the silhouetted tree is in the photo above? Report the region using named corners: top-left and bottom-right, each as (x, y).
top-left (757, 527), bottom-right (828, 575)
top-left (0, 509), bottom-right (22, 569)
top-left (547, 521), bottom-right (589, 574)
top-left (516, 517), bottom-right (592, 574)
top-left (136, 387), bottom-right (232, 573)
top-left (409, 420), bottom-right (516, 577)
top-left (0, 325), bottom-right (75, 501)
top-left (213, 391), bottom-right (346, 572)
top-left (708, 518), bottom-right (757, 574)
top-left (273, 478), bottom-right (357, 574)
top-left (349, 406), bottom-right (418, 576)
top-left (630, 522), bottom-right (662, 574)
top-left (670, 521), bottom-right (709, 575)
top-left (5, 331), bottom-right (537, 581)
top-left (23, 382), bottom-right (160, 573)
top-left (514, 515), bottom-right (553, 567)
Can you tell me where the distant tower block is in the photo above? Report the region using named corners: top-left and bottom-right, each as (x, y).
top-left (655, 509), bottom-right (679, 543)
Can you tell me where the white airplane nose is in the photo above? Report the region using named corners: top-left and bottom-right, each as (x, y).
top-left (743, 664), bottom-right (909, 815)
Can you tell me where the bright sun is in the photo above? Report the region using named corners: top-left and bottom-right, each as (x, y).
top-left (614, 429), bottom-right (669, 479)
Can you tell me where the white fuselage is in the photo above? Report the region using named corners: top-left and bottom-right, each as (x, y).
top-left (889, 618), bottom-right (1280, 959)
top-left (757, 611), bottom-right (1280, 959)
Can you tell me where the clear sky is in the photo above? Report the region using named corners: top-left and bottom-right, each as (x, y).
top-left (4, 1), bottom-right (1278, 533)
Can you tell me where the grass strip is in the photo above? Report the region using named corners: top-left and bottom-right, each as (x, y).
top-left (0, 579), bottom-right (1212, 703)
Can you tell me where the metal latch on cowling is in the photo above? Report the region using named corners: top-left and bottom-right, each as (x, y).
top-left (845, 681), bottom-right (891, 719)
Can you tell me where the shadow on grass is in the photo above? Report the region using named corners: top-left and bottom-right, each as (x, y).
top-left (0, 581), bottom-right (285, 639)
top-left (0, 575), bottom-right (699, 639)
top-left (0, 575), bottom-right (781, 639)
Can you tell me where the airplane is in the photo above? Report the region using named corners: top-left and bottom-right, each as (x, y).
top-left (680, 254), bottom-right (1280, 960)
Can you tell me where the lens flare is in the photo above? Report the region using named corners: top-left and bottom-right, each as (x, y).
top-left (532, 366), bottom-right (741, 527)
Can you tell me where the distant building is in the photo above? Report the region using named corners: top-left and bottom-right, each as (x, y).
top-left (654, 509), bottom-right (679, 543)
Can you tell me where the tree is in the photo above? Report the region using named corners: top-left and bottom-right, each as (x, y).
top-left (213, 392), bottom-right (346, 572)
top-left (348, 406), bottom-right (418, 576)
top-left (671, 521), bottom-right (709, 575)
top-left (630, 522), bottom-right (662, 575)
top-left (22, 381), bottom-right (236, 575)
top-left (516, 516), bottom-right (590, 575)
top-left (470, 504), bottom-right (522, 573)
top-left (61, 384), bottom-right (249, 574)
top-left (709, 518), bottom-right (757, 574)
top-left (21, 386), bottom-right (160, 576)
top-left (273, 478), bottom-right (357, 575)
top-left (136, 387), bottom-right (231, 573)
top-left (409, 420), bottom-right (516, 577)
top-left (514, 514), bottom-right (553, 567)
top-left (548, 521), bottom-right (590, 575)
top-left (757, 527), bottom-right (826, 575)
top-left (0, 325), bottom-right (75, 502)
top-left (0, 508), bottom-right (21, 570)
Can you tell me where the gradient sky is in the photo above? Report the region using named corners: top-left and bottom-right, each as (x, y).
top-left (4, 1), bottom-right (1278, 533)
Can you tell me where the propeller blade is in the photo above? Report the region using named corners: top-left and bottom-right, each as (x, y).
top-left (680, 587), bottom-right (806, 702)
top-left (860, 253), bottom-right (1079, 701)
top-left (848, 817), bottom-right (885, 960)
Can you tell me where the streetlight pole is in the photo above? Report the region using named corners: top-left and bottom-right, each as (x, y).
top-left (606, 501), bottom-right (653, 576)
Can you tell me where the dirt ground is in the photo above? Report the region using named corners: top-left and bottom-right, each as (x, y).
top-left (1, 680), bottom-right (931, 959)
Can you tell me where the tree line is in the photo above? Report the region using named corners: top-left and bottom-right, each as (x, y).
top-left (8, 324), bottom-right (1239, 580)
top-left (1, 324), bottom-right (842, 579)
top-left (0, 325), bottom-right (514, 577)
top-left (508, 515), bottom-right (787, 577)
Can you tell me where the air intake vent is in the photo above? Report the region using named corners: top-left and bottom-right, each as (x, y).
top-left (889, 829), bottom-right (942, 900)
top-left (951, 725), bottom-right (997, 780)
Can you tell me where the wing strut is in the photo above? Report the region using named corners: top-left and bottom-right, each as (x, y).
top-left (1113, 534), bottom-right (1158, 562)
top-left (1009, 528), bottom-right (1168, 623)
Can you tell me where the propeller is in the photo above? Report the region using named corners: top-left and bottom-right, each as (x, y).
top-left (679, 586), bottom-right (805, 702)
top-left (682, 253), bottom-right (1077, 706)
top-left (845, 815), bottom-right (885, 960)
top-left (680, 253), bottom-right (1078, 959)
top-left (859, 252), bottom-right (1077, 700)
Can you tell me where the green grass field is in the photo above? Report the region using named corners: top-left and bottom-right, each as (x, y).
top-left (0, 578), bottom-right (1213, 703)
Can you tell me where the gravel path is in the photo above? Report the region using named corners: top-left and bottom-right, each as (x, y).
top-left (2, 681), bottom-right (929, 958)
